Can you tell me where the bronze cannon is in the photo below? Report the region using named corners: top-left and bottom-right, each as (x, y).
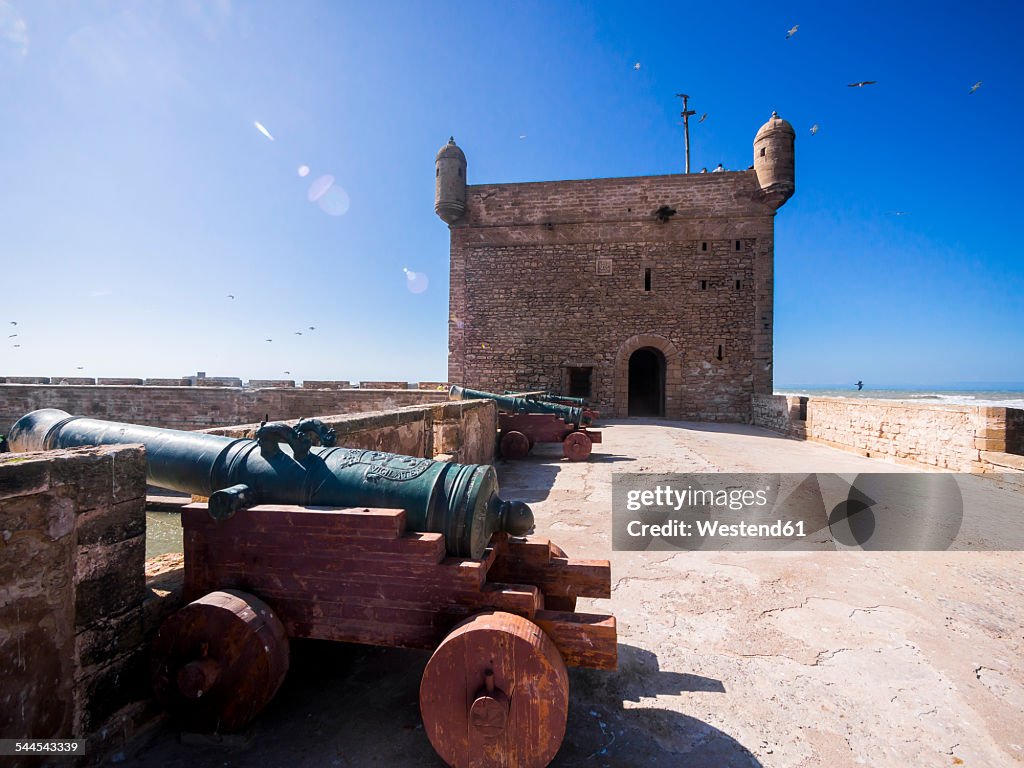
top-left (8, 408), bottom-right (532, 558)
top-left (449, 386), bottom-right (602, 461)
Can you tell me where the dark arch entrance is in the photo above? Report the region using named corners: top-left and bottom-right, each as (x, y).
top-left (628, 347), bottom-right (665, 416)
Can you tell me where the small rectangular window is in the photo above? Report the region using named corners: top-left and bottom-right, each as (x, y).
top-left (701, 242), bottom-right (708, 252)
top-left (735, 240), bottom-right (741, 251)
top-left (760, 148), bottom-right (766, 157)
top-left (568, 367), bottom-right (592, 398)
top-left (735, 279), bottom-right (742, 290)
top-left (700, 280), bottom-right (707, 291)
top-left (644, 268), bottom-right (652, 292)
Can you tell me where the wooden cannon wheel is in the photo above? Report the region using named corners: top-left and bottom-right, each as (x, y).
top-left (500, 430), bottom-right (531, 460)
top-left (562, 431), bottom-right (592, 462)
top-left (151, 589), bottom-right (290, 733)
top-left (420, 611), bottom-right (570, 768)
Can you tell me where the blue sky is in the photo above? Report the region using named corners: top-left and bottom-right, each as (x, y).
top-left (1, 0), bottom-right (1021, 387)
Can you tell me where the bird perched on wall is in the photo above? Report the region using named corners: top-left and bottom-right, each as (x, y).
top-left (969, 81), bottom-right (982, 94)
top-left (786, 24), bottom-right (799, 39)
top-left (654, 205), bottom-right (677, 222)
top-left (848, 80), bottom-right (877, 87)
top-left (810, 124), bottom-right (819, 135)
top-left (712, 163), bottom-right (724, 172)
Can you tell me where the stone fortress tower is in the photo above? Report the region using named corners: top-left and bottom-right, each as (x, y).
top-left (436, 114), bottom-right (794, 421)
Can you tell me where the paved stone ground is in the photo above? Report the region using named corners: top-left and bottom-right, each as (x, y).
top-left (121, 421), bottom-right (1024, 767)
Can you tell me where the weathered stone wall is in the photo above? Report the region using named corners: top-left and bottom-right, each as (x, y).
top-left (201, 400), bottom-right (497, 465)
top-left (750, 393), bottom-right (807, 438)
top-left (0, 445), bottom-right (149, 765)
top-left (751, 394), bottom-right (1024, 472)
top-left (448, 171), bottom-right (779, 421)
top-left (1007, 408), bottom-right (1024, 456)
top-left (0, 385), bottom-right (447, 435)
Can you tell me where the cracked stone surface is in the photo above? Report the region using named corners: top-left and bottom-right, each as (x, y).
top-left (123, 420), bottom-right (1024, 768)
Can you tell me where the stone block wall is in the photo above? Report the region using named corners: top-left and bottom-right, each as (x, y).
top-left (0, 384), bottom-right (448, 435)
top-left (750, 393), bottom-right (807, 438)
top-left (0, 445), bottom-right (149, 765)
top-left (448, 171), bottom-right (780, 421)
top-left (751, 394), bottom-right (1024, 472)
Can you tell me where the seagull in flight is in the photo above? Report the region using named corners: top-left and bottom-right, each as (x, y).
top-left (810, 124), bottom-right (819, 135)
top-left (265, 338), bottom-right (273, 342)
top-left (786, 24), bottom-right (799, 39)
top-left (7, 333), bottom-right (16, 338)
top-left (969, 81), bottom-right (982, 94)
top-left (227, 294), bottom-right (235, 299)
top-left (848, 80), bottom-right (877, 87)
top-left (698, 113), bottom-right (708, 123)
top-left (9, 321), bottom-right (16, 326)
top-left (889, 211), bottom-right (911, 216)
top-left (76, 366), bottom-right (84, 370)
top-left (295, 331), bottom-right (303, 335)
top-left (308, 326), bottom-right (316, 331)
top-left (633, 62), bottom-right (641, 70)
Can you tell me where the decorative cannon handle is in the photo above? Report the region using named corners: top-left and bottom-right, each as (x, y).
top-left (256, 421), bottom-right (312, 460)
top-left (294, 418), bottom-right (337, 447)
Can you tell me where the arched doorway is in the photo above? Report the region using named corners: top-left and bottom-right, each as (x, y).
top-left (628, 347), bottom-right (665, 416)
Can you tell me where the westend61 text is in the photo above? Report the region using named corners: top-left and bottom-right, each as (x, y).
top-left (625, 485), bottom-right (771, 512)
top-left (626, 519), bottom-right (807, 538)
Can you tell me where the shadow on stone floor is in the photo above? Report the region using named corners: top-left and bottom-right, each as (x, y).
top-left (556, 643), bottom-right (761, 767)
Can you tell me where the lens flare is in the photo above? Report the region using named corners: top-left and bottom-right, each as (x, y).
top-left (308, 174), bottom-right (334, 202)
top-left (297, 164), bottom-right (310, 177)
top-left (403, 267), bottom-right (429, 294)
top-left (317, 185), bottom-right (350, 216)
top-left (253, 120), bottom-right (274, 141)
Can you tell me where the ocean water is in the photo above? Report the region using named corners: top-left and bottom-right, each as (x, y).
top-left (775, 387), bottom-right (1024, 410)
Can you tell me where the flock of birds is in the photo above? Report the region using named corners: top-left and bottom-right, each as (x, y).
top-left (629, 22), bottom-right (983, 212)
top-left (225, 293), bottom-right (319, 377)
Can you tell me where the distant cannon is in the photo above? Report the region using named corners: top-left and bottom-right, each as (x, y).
top-left (8, 408), bottom-right (532, 558)
top-left (450, 386), bottom-right (602, 462)
top-left (504, 390), bottom-right (588, 407)
top-left (504, 390), bottom-right (601, 421)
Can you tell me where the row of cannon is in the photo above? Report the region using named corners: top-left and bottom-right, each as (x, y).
top-left (7, 386), bottom-right (614, 768)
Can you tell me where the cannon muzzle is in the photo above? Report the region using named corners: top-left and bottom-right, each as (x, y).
top-left (9, 409), bottom-right (533, 559)
top-left (449, 386), bottom-right (591, 427)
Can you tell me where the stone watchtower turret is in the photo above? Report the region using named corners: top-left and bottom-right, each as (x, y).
top-left (753, 111), bottom-right (795, 208)
top-left (434, 137), bottom-right (467, 224)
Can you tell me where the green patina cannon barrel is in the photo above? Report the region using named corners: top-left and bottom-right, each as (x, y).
top-left (8, 409), bottom-right (533, 559)
top-left (504, 391), bottom-right (589, 407)
top-left (450, 386), bottom-right (590, 428)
